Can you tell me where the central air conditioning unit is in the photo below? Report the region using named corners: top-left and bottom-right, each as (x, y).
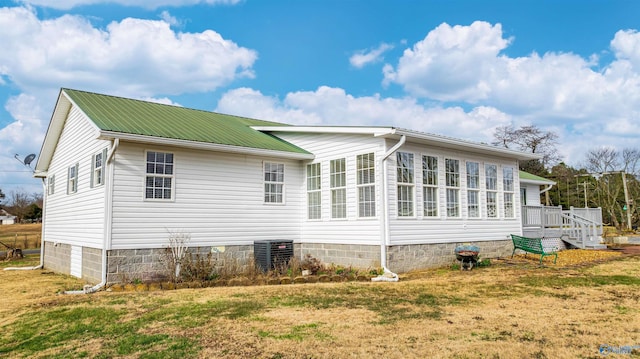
top-left (254, 239), bottom-right (294, 272)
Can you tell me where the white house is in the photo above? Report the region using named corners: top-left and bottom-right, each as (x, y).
top-left (35, 88), bottom-right (543, 285)
top-left (0, 209), bottom-right (16, 225)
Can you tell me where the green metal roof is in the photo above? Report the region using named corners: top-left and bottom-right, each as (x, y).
top-left (519, 170), bottom-right (554, 183)
top-left (62, 88), bottom-right (310, 155)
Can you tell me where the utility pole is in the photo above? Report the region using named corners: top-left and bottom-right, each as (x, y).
top-left (621, 171), bottom-right (632, 231)
top-left (600, 171), bottom-right (632, 231)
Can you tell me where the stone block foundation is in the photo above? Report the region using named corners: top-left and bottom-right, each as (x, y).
top-left (386, 240), bottom-right (513, 273)
top-left (44, 240), bottom-right (516, 285)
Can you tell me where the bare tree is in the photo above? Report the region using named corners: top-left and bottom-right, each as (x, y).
top-left (585, 147), bottom-right (619, 174)
top-left (492, 124), bottom-right (561, 171)
top-left (584, 147), bottom-right (640, 230)
top-left (5, 188), bottom-right (33, 223)
top-left (622, 148), bottom-right (640, 176)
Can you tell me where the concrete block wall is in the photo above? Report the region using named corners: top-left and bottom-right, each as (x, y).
top-left (105, 245), bottom-right (254, 284)
top-left (43, 241), bottom-right (71, 275)
top-left (82, 247), bottom-right (103, 284)
top-left (298, 243), bottom-right (381, 269)
top-left (387, 240), bottom-right (513, 273)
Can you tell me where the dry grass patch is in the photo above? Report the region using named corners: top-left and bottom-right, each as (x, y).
top-left (0, 223), bottom-right (42, 250)
top-left (1, 255), bottom-right (640, 358)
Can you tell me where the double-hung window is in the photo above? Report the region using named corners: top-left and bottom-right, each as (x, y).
top-left (48, 175), bottom-right (55, 195)
top-left (445, 158), bottom-right (460, 217)
top-left (357, 153), bottom-right (376, 218)
top-left (67, 163), bottom-right (78, 194)
top-left (422, 155), bottom-right (438, 217)
top-left (466, 161), bottom-right (480, 218)
top-left (503, 166), bottom-right (515, 218)
top-left (396, 152), bottom-right (414, 217)
top-left (264, 162), bottom-right (284, 203)
top-left (91, 148), bottom-right (107, 188)
top-left (485, 164), bottom-right (498, 218)
top-left (145, 151), bottom-right (174, 200)
top-left (330, 158), bottom-right (346, 218)
top-left (307, 163), bottom-right (321, 219)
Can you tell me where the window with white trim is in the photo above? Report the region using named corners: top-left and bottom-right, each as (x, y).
top-left (307, 163), bottom-right (321, 219)
top-left (330, 158), bottom-right (346, 218)
top-left (445, 158), bottom-right (460, 217)
top-left (357, 153), bottom-right (376, 218)
top-left (91, 148), bottom-right (107, 188)
top-left (503, 166), bottom-right (515, 218)
top-left (397, 152), bottom-right (414, 217)
top-left (48, 175), bottom-right (55, 195)
top-left (67, 163), bottom-right (78, 194)
top-left (466, 161), bottom-right (480, 218)
top-left (485, 164), bottom-right (498, 218)
top-left (264, 162), bottom-right (284, 203)
top-left (145, 151), bottom-right (174, 200)
top-left (422, 155), bottom-right (438, 217)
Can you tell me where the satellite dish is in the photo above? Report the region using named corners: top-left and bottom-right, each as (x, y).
top-left (23, 153), bottom-right (36, 166)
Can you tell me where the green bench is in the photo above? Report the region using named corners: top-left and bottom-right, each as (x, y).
top-left (510, 234), bottom-right (558, 264)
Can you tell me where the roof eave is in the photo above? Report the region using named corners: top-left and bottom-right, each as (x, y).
top-left (393, 128), bottom-right (542, 161)
top-left (98, 131), bottom-right (316, 160)
top-left (252, 126), bottom-right (396, 137)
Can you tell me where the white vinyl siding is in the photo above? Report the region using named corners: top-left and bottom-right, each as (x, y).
top-left (306, 163), bottom-right (321, 220)
top-left (272, 132), bottom-right (383, 246)
top-left (466, 161), bottom-right (480, 218)
top-left (357, 153), bottom-right (375, 218)
top-left (330, 158), bottom-right (347, 219)
top-left (445, 158), bottom-right (460, 217)
top-left (42, 105), bottom-right (110, 248)
top-left (111, 143), bottom-right (304, 249)
top-left (396, 152), bottom-right (414, 217)
top-left (422, 155), bottom-right (438, 217)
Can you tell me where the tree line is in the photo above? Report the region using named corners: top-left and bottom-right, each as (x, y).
top-left (0, 188), bottom-right (42, 223)
top-left (494, 125), bottom-right (640, 231)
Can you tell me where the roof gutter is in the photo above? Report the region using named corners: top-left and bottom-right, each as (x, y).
top-left (372, 135), bottom-right (404, 282)
top-left (98, 131), bottom-right (315, 160)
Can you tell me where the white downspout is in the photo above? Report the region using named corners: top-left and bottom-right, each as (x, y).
top-left (4, 178), bottom-right (47, 271)
top-left (540, 184), bottom-right (554, 194)
top-left (372, 135), bottom-right (405, 282)
top-left (65, 138), bottom-right (118, 294)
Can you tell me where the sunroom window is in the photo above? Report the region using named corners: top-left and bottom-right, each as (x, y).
top-left (422, 155), bottom-right (438, 217)
top-left (397, 152), bottom-right (414, 217)
top-left (357, 153), bottom-right (375, 218)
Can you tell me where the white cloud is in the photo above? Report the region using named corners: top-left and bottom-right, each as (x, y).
top-left (0, 94), bottom-right (46, 194)
top-left (216, 86), bottom-right (511, 142)
top-left (18, 0), bottom-right (241, 10)
top-left (349, 43), bottom-right (394, 69)
top-left (380, 20), bottom-right (640, 164)
top-left (384, 21), bottom-right (510, 102)
top-left (0, 7), bottom-right (257, 98)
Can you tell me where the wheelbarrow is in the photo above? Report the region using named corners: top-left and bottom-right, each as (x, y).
top-left (454, 244), bottom-right (480, 270)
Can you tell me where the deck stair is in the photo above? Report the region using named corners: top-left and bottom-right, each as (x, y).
top-left (522, 206), bottom-right (606, 250)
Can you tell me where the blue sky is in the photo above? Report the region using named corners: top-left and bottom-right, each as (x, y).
top-left (1, 0), bottom-right (640, 196)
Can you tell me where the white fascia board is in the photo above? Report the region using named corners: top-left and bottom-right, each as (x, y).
top-left (97, 131), bottom-right (316, 160)
top-left (34, 91), bottom-right (72, 174)
top-left (251, 126), bottom-right (396, 137)
top-left (394, 128), bottom-right (542, 161)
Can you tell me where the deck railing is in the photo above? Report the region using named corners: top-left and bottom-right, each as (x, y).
top-left (522, 205), bottom-right (603, 247)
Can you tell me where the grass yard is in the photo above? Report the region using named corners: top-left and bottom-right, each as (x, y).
top-left (1, 252), bottom-right (640, 358)
top-left (0, 223), bottom-right (42, 250)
